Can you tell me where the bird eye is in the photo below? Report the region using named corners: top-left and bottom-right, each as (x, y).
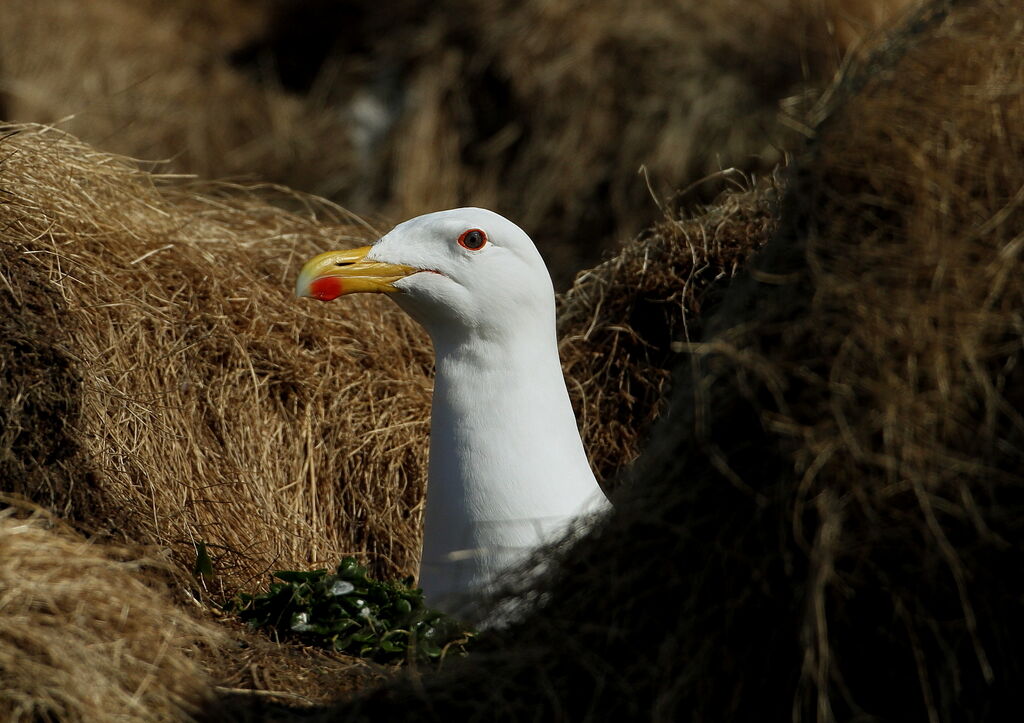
top-left (457, 228), bottom-right (487, 251)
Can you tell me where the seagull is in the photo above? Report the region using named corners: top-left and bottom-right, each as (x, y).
top-left (296, 208), bottom-right (609, 612)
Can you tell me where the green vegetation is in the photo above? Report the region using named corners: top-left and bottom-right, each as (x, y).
top-left (232, 558), bottom-right (473, 664)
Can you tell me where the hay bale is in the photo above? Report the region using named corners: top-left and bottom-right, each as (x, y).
top-left (0, 123), bottom-right (433, 590)
top-left (0, 509), bottom-right (221, 722)
top-left (320, 1), bottom-right (1024, 719)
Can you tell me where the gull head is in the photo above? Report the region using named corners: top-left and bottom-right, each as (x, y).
top-left (296, 208), bottom-right (555, 342)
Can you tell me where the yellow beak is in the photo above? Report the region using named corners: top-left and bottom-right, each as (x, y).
top-left (295, 246), bottom-right (418, 301)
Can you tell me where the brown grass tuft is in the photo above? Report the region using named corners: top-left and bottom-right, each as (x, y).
top-left (0, 0), bottom-right (355, 201)
top-left (0, 123), bottom-right (433, 591)
top-left (558, 176), bottom-right (780, 485)
top-left (763, 1), bottom-right (1024, 713)
top-left (0, 509), bottom-right (221, 722)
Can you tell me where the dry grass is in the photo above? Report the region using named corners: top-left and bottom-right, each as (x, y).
top-left (0, 508), bottom-right (221, 722)
top-left (558, 176), bottom-right (780, 484)
top-left (0, 123), bottom-right (434, 591)
top-left (208, 618), bottom-right (390, 715)
top-left (326, 1), bottom-right (1024, 720)
top-left (240, 0), bottom-right (915, 280)
top-left (0, 0), bottom-right (354, 199)
top-left (769, 3), bottom-right (1024, 712)
top-left (0, 0), bottom-right (914, 285)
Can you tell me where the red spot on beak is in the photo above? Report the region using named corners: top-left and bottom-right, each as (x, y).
top-left (310, 276), bottom-right (343, 301)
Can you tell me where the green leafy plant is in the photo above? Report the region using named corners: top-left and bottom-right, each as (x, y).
top-left (231, 558), bottom-right (474, 664)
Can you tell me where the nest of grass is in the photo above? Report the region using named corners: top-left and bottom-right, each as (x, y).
top-left (323, 1), bottom-right (1024, 720)
top-left (0, 119), bottom-right (723, 719)
top-left (203, 612), bottom-right (391, 718)
top-left (0, 123), bottom-right (435, 592)
top-left (0, 115), bottom-right (734, 592)
top-left (0, 507), bottom-right (222, 722)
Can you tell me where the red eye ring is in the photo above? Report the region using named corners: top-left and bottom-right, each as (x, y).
top-left (457, 228), bottom-right (488, 251)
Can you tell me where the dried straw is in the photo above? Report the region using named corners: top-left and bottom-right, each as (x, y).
top-left (0, 509), bottom-right (222, 722)
top-left (0, 0), bottom-right (354, 199)
top-left (0, 123), bottom-right (433, 591)
top-left (0, 0), bottom-right (914, 285)
top-left (558, 176), bottom-right (780, 484)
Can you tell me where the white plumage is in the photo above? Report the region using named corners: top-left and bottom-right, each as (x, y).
top-left (296, 208), bottom-right (609, 611)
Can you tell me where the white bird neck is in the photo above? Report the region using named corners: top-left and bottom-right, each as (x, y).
top-left (429, 313), bottom-right (591, 507)
top-left (425, 295), bottom-right (570, 445)
top-left (419, 307), bottom-right (605, 602)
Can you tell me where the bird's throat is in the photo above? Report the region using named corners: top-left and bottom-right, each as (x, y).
top-left (419, 330), bottom-right (602, 603)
